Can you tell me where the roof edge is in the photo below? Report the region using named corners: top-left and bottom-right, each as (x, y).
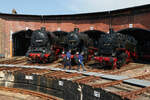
top-left (0, 4), bottom-right (150, 17)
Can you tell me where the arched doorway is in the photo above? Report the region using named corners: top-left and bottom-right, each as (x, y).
top-left (53, 31), bottom-right (68, 48)
top-left (12, 29), bottom-right (33, 56)
top-left (83, 30), bottom-right (106, 47)
top-left (117, 28), bottom-right (150, 60)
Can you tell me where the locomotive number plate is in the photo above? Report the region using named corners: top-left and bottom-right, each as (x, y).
top-left (94, 90), bottom-right (100, 98)
top-left (58, 81), bottom-right (64, 86)
top-left (25, 75), bottom-right (33, 80)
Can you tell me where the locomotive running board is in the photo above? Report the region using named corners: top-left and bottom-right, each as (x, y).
top-left (0, 64), bottom-right (150, 87)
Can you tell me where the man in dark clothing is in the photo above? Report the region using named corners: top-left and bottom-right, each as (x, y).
top-left (62, 51), bottom-right (66, 64)
top-left (76, 52), bottom-right (86, 71)
top-left (63, 50), bottom-right (72, 70)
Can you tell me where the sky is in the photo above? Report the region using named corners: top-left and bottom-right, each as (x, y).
top-left (0, 0), bottom-right (150, 15)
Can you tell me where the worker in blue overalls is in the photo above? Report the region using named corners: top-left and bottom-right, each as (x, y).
top-left (76, 52), bottom-right (86, 71)
top-left (63, 50), bottom-right (72, 70)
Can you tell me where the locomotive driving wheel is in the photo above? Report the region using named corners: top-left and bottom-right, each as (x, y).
top-left (48, 52), bottom-right (55, 62)
top-left (117, 52), bottom-right (127, 69)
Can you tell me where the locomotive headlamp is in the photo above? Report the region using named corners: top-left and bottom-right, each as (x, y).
top-left (43, 50), bottom-right (45, 53)
top-left (94, 52), bottom-right (98, 56)
top-left (112, 52), bottom-right (116, 56)
top-left (76, 52), bottom-right (79, 54)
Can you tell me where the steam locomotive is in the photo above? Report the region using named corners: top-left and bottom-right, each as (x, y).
top-left (94, 29), bottom-right (137, 69)
top-left (26, 27), bottom-right (61, 63)
top-left (67, 28), bottom-right (88, 53)
top-left (62, 28), bottom-right (89, 62)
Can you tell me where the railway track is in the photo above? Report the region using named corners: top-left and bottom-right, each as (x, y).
top-left (0, 57), bottom-right (149, 78)
top-left (0, 56), bottom-right (27, 64)
top-left (0, 57), bottom-right (145, 75)
top-left (0, 86), bottom-right (60, 100)
top-left (0, 57), bottom-right (150, 100)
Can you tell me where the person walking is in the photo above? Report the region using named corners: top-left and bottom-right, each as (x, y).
top-left (76, 52), bottom-right (86, 71)
top-left (63, 50), bottom-right (72, 70)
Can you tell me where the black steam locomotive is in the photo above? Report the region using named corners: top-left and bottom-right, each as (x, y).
top-left (94, 29), bottom-right (137, 69)
top-left (62, 28), bottom-right (89, 61)
top-left (26, 27), bottom-right (60, 63)
top-left (66, 28), bottom-right (88, 53)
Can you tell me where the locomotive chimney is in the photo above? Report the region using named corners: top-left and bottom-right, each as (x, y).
top-left (41, 27), bottom-right (46, 31)
top-left (74, 28), bottom-right (79, 33)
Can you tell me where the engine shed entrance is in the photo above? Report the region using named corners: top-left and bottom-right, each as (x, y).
top-left (53, 31), bottom-right (68, 48)
top-left (12, 30), bottom-right (33, 56)
top-left (117, 28), bottom-right (150, 60)
top-left (83, 30), bottom-right (106, 47)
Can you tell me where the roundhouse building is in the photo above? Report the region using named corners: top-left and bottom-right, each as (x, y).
top-left (0, 4), bottom-right (150, 58)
